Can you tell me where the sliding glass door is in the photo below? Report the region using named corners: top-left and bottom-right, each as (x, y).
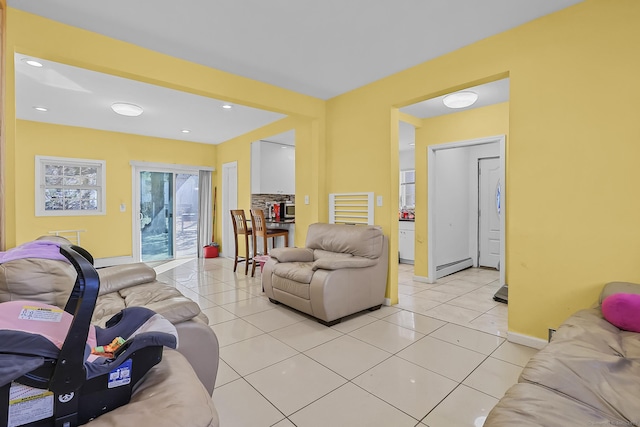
top-left (174, 173), bottom-right (199, 258)
top-left (137, 170), bottom-right (199, 262)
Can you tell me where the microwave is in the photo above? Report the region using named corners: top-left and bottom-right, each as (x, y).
top-left (279, 202), bottom-right (295, 219)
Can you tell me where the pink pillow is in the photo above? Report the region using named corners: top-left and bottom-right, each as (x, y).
top-left (601, 293), bottom-right (640, 333)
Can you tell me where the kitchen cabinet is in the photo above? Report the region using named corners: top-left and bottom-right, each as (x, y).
top-left (398, 220), bottom-right (415, 264)
top-left (251, 141), bottom-right (295, 194)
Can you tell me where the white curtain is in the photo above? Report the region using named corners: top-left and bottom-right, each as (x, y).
top-left (197, 170), bottom-right (212, 258)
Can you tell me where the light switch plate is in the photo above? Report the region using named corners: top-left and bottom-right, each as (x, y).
top-left (376, 195), bottom-right (383, 206)
top-left (304, 195), bottom-right (310, 204)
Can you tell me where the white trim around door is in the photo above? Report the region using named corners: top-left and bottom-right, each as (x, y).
top-left (427, 135), bottom-right (506, 285)
top-left (130, 161), bottom-right (214, 262)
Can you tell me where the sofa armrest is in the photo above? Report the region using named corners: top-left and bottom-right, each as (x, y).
top-left (145, 297), bottom-right (202, 324)
top-left (97, 262), bottom-right (156, 295)
top-left (174, 318), bottom-right (220, 395)
top-left (599, 281), bottom-right (640, 305)
top-left (82, 349), bottom-right (219, 426)
top-left (270, 247), bottom-right (314, 263)
top-left (312, 256), bottom-right (377, 271)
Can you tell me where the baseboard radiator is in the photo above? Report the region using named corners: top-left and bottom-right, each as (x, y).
top-left (436, 257), bottom-right (473, 279)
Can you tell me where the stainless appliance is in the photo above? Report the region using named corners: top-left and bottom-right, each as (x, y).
top-left (266, 202), bottom-right (276, 220)
top-left (280, 202), bottom-right (295, 219)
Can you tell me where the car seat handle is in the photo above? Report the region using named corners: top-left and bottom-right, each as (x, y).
top-left (49, 245), bottom-right (100, 426)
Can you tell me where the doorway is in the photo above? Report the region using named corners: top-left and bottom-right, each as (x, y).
top-left (221, 161), bottom-right (238, 258)
top-left (427, 135), bottom-right (506, 285)
top-left (132, 162), bottom-right (205, 262)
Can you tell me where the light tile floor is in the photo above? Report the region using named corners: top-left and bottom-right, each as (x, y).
top-left (155, 259), bottom-right (538, 427)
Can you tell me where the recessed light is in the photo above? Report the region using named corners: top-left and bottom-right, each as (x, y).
top-left (111, 102), bottom-right (143, 117)
top-left (443, 91), bottom-right (478, 109)
top-left (181, 129), bottom-right (190, 134)
top-left (23, 58), bottom-right (43, 68)
top-left (34, 106), bottom-right (48, 112)
top-left (222, 104), bottom-right (233, 110)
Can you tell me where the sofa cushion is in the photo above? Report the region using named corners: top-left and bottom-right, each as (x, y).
top-left (0, 258), bottom-right (75, 307)
top-left (518, 309), bottom-right (640, 422)
top-left (486, 382), bottom-right (623, 426)
top-left (272, 275), bottom-right (311, 300)
top-left (312, 250), bottom-right (353, 261)
top-left (273, 262), bottom-right (314, 284)
top-left (270, 247), bottom-right (314, 263)
top-left (83, 349), bottom-right (219, 427)
top-left (305, 223), bottom-right (384, 259)
top-left (599, 281), bottom-right (640, 305)
top-left (92, 292), bottom-right (127, 326)
top-left (98, 263), bottom-right (157, 295)
top-left (312, 256), bottom-right (377, 271)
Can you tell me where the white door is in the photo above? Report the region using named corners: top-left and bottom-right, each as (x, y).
top-left (478, 157), bottom-right (501, 268)
top-left (221, 162), bottom-right (238, 258)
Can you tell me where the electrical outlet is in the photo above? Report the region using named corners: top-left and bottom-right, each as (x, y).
top-left (304, 195), bottom-right (310, 204)
top-left (376, 195), bottom-right (383, 206)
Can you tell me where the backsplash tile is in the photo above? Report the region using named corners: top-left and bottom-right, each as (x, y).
top-left (251, 194), bottom-right (295, 211)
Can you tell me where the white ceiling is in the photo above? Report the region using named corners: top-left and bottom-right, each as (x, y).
top-left (10, 1), bottom-right (580, 145)
top-left (15, 53), bottom-right (287, 145)
top-left (400, 79), bottom-right (510, 120)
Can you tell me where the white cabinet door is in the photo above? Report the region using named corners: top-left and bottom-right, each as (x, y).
top-left (398, 221), bottom-right (415, 263)
top-left (252, 141), bottom-right (295, 194)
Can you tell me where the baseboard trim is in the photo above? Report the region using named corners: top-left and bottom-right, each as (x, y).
top-left (95, 256), bottom-right (135, 268)
top-left (383, 298), bottom-right (392, 306)
top-left (412, 275), bottom-right (431, 284)
top-left (507, 331), bottom-right (548, 349)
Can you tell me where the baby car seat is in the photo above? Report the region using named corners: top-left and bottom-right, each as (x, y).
top-left (0, 245), bottom-right (178, 427)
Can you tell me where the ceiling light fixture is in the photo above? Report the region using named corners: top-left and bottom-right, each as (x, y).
top-left (181, 129), bottom-right (190, 134)
top-left (34, 106), bottom-right (48, 112)
top-left (222, 104), bottom-right (233, 110)
top-left (443, 91), bottom-right (478, 109)
top-left (23, 58), bottom-right (44, 67)
top-left (111, 102), bottom-right (144, 117)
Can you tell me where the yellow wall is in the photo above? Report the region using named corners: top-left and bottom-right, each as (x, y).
top-left (4, 8), bottom-right (325, 250)
top-left (14, 120), bottom-right (216, 257)
top-left (215, 115), bottom-right (326, 252)
top-left (326, 0), bottom-right (640, 339)
top-left (414, 102), bottom-right (510, 278)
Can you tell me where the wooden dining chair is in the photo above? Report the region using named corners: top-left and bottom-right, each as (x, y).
top-left (230, 209), bottom-right (253, 275)
top-left (250, 209), bottom-right (289, 276)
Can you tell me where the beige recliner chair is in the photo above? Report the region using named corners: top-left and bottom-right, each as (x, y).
top-left (262, 223), bottom-right (389, 326)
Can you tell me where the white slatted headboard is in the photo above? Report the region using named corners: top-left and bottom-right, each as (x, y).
top-left (329, 192), bottom-right (374, 225)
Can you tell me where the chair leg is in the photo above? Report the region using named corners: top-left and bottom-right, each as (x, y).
top-left (244, 233), bottom-right (250, 275)
top-left (232, 235), bottom-right (239, 272)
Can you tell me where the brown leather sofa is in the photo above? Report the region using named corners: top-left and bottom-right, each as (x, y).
top-left (262, 223), bottom-right (389, 325)
top-left (485, 282), bottom-right (640, 426)
top-left (0, 246), bottom-right (219, 426)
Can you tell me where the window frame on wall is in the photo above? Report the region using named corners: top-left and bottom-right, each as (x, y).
top-left (35, 155), bottom-right (106, 216)
top-left (399, 169), bottom-right (416, 209)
